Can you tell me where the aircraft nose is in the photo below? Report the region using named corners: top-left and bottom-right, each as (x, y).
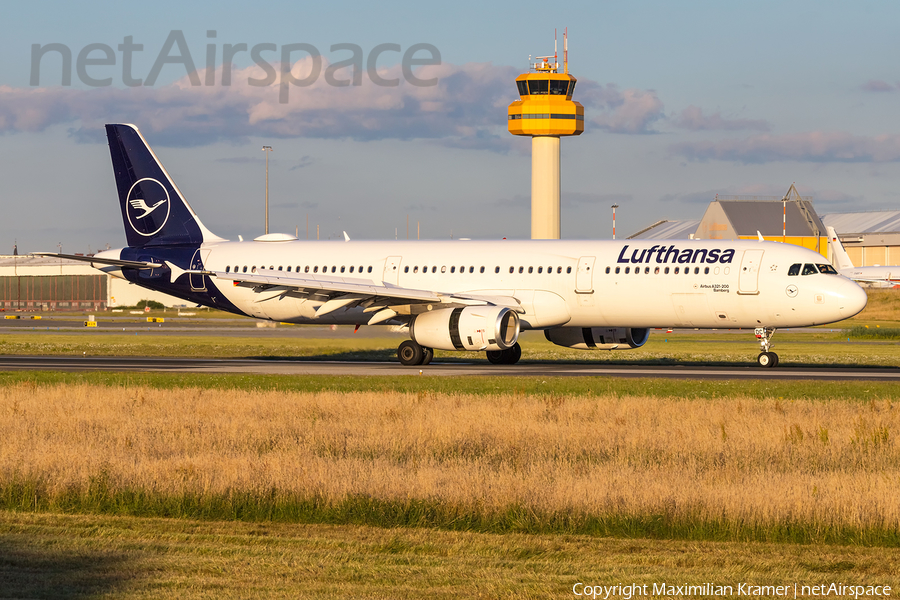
top-left (837, 278), bottom-right (868, 319)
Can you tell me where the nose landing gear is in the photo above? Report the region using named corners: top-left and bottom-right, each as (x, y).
top-left (755, 327), bottom-right (779, 368)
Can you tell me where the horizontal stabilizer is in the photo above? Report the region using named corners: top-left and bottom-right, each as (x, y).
top-left (33, 252), bottom-right (161, 270)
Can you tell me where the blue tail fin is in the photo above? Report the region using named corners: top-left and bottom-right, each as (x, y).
top-left (106, 124), bottom-right (222, 248)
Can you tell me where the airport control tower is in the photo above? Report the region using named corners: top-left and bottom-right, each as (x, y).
top-left (508, 30), bottom-right (583, 239)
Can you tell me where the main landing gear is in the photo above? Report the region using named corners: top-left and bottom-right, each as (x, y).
top-left (486, 342), bottom-right (522, 365)
top-left (755, 327), bottom-right (779, 368)
top-left (396, 340), bottom-right (523, 366)
top-left (397, 340), bottom-right (434, 366)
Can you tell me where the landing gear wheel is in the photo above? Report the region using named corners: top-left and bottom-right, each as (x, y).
top-left (398, 340), bottom-right (425, 366)
top-left (754, 327), bottom-right (779, 368)
top-left (757, 351), bottom-right (778, 368)
top-left (422, 347), bottom-right (434, 366)
top-left (486, 342), bottom-right (522, 365)
top-left (486, 349), bottom-right (505, 364)
top-left (509, 342), bottom-right (522, 364)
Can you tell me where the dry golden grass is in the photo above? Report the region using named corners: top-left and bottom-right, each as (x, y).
top-left (1, 383), bottom-right (898, 539)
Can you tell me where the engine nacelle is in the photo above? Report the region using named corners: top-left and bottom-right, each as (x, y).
top-left (544, 327), bottom-right (650, 350)
top-left (411, 306), bottom-right (520, 351)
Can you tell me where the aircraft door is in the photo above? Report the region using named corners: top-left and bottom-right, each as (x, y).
top-left (575, 256), bottom-right (595, 293)
top-left (383, 256), bottom-right (402, 285)
top-left (190, 249), bottom-right (206, 291)
top-left (738, 249), bottom-right (764, 295)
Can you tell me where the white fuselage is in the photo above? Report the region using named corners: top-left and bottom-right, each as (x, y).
top-left (170, 238), bottom-right (867, 329)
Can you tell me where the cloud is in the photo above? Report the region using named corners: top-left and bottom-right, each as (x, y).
top-left (289, 155), bottom-right (315, 171)
top-left (669, 132), bottom-right (900, 164)
top-left (577, 82), bottom-right (664, 134)
top-left (1, 60), bottom-right (523, 151)
top-left (861, 79), bottom-right (895, 92)
top-left (671, 105), bottom-right (770, 132)
top-left (215, 156), bottom-right (267, 164)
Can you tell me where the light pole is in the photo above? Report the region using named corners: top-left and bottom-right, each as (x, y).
top-left (262, 145), bottom-right (273, 234)
top-left (611, 204), bottom-right (619, 240)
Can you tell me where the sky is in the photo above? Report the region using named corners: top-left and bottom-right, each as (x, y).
top-left (2, 0), bottom-right (900, 253)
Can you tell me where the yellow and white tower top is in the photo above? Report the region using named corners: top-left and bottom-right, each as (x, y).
top-left (508, 30), bottom-right (583, 239)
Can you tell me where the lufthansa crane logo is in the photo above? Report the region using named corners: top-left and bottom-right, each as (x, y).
top-left (126, 178), bottom-right (170, 237)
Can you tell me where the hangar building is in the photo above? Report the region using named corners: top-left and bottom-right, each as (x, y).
top-left (0, 255), bottom-right (185, 311)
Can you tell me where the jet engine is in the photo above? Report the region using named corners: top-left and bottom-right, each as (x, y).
top-left (544, 327), bottom-right (649, 350)
top-left (410, 306), bottom-right (520, 351)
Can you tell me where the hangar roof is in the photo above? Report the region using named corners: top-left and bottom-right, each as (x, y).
top-left (822, 211), bottom-right (900, 234)
top-left (627, 220), bottom-right (699, 240)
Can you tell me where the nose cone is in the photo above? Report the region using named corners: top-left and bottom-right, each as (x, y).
top-left (837, 278), bottom-right (868, 319)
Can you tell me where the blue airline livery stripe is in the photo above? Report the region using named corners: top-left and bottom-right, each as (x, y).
top-left (616, 245), bottom-right (737, 265)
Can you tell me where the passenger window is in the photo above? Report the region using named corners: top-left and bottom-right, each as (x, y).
top-left (528, 266), bottom-right (533, 274)
top-left (664, 267), bottom-right (669, 274)
top-left (441, 266), bottom-right (446, 273)
top-left (450, 266), bottom-right (455, 273)
top-left (566, 267), bottom-right (572, 274)
top-left (331, 266), bottom-right (336, 273)
top-left (644, 267), bottom-right (650, 274)
top-left (605, 267), bottom-right (610, 274)
top-left (539, 267), bottom-right (544, 274)
top-left (802, 264), bottom-right (818, 275)
top-left (704, 267), bottom-right (709, 274)
top-left (367, 266), bottom-right (372, 273)
top-left (433, 266), bottom-right (438, 273)
top-left (340, 266), bottom-right (345, 273)
top-left (414, 266), bottom-right (419, 273)
top-left (469, 266), bottom-right (474, 273)
top-left (817, 264), bottom-right (838, 275)
top-left (278, 266), bottom-right (283, 271)
top-left (404, 266), bottom-right (409, 273)
top-left (557, 267), bottom-right (562, 274)
top-left (519, 267), bottom-right (524, 274)
top-left (313, 266), bottom-right (318, 273)
top-left (694, 267), bottom-right (699, 274)
top-left (509, 267), bottom-right (514, 273)
top-left (305, 266), bottom-right (309, 273)
top-left (225, 266), bottom-right (231, 273)
top-left (654, 267), bottom-right (660, 274)
top-left (495, 267), bottom-right (500, 273)
top-left (625, 267), bottom-right (630, 274)
top-left (674, 267), bottom-right (679, 274)
top-left (349, 266), bottom-right (354, 273)
top-left (615, 267), bottom-right (620, 274)
top-left (480, 266), bottom-right (485, 273)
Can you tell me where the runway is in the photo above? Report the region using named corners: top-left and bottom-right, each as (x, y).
top-left (1, 355), bottom-right (899, 381)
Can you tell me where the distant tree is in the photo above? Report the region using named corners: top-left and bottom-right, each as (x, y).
top-left (135, 299), bottom-right (165, 310)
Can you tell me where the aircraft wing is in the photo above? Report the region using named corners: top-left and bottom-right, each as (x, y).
top-left (213, 269), bottom-right (523, 324)
top-left (32, 252), bottom-right (161, 270)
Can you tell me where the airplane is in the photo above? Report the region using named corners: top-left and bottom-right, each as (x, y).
top-left (827, 226), bottom-right (900, 288)
top-left (38, 124), bottom-right (868, 368)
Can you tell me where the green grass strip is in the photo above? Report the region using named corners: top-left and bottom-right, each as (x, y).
top-left (844, 326), bottom-right (900, 340)
top-left (1, 370), bottom-right (900, 400)
top-left (2, 479), bottom-right (897, 547)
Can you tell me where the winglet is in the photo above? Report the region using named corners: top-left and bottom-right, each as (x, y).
top-left (343, 231), bottom-right (350, 242)
top-left (757, 231), bottom-right (765, 242)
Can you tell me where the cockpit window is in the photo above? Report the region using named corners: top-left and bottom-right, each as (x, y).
top-left (802, 263), bottom-right (818, 275)
top-left (788, 264), bottom-right (801, 276)
top-left (817, 264), bottom-right (838, 275)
